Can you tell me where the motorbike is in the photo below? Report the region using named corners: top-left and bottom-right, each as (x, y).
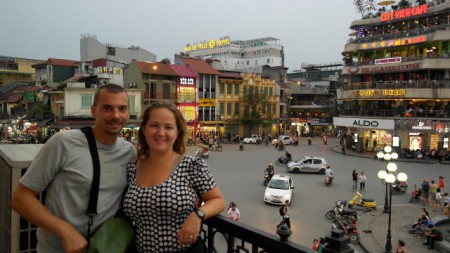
top-left (325, 176), bottom-right (334, 186)
top-left (263, 171), bottom-right (272, 186)
top-left (292, 139), bottom-right (298, 146)
top-left (194, 148), bottom-right (209, 159)
top-left (211, 143), bottom-right (223, 152)
top-left (391, 180), bottom-right (408, 194)
top-left (277, 144), bottom-right (286, 151)
top-left (239, 143), bottom-right (244, 151)
top-left (331, 217), bottom-right (360, 244)
top-left (325, 200), bottom-right (359, 221)
top-left (408, 184), bottom-right (422, 203)
top-left (275, 155), bottom-right (292, 166)
top-left (323, 137), bottom-right (328, 145)
top-left (186, 138), bottom-right (197, 146)
top-left (347, 192), bottom-right (376, 211)
top-left (307, 137), bottom-right (312, 145)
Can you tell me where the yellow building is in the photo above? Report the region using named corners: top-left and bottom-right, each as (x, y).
top-left (0, 56), bottom-right (44, 86)
top-left (218, 72), bottom-right (279, 137)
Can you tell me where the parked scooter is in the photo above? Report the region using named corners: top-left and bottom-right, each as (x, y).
top-left (347, 192), bottom-right (376, 211)
top-left (331, 217), bottom-right (360, 244)
top-left (325, 200), bottom-right (359, 221)
top-left (409, 184), bottom-right (422, 203)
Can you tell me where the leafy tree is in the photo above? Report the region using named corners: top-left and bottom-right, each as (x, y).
top-left (353, 0), bottom-right (377, 18)
top-left (30, 103), bottom-right (50, 120)
top-left (235, 86), bottom-right (272, 135)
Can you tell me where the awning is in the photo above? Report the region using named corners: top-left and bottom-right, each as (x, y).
top-left (37, 118), bottom-right (54, 128)
top-left (49, 123), bottom-right (93, 129)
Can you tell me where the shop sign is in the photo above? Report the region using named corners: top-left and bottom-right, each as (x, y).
top-left (411, 121), bottom-right (432, 130)
top-left (381, 4), bottom-right (427, 22)
top-left (375, 57), bottom-right (402, 65)
top-left (24, 92), bottom-right (35, 102)
top-left (198, 98), bottom-right (216, 107)
top-left (185, 36), bottom-right (231, 52)
top-left (333, 117), bottom-right (394, 130)
top-left (290, 118), bottom-right (307, 123)
top-left (349, 66), bottom-right (359, 73)
top-left (360, 63), bottom-right (420, 73)
top-left (359, 36), bottom-right (426, 50)
top-left (353, 89), bottom-right (405, 97)
top-left (180, 77), bottom-right (195, 85)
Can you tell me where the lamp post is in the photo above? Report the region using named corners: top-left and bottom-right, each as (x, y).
top-left (376, 146), bottom-right (398, 213)
top-left (377, 148), bottom-right (407, 253)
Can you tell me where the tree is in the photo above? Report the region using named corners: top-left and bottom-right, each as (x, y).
top-left (235, 86), bottom-right (272, 135)
top-left (30, 103), bottom-right (50, 120)
top-left (353, 0), bottom-right (377, 18)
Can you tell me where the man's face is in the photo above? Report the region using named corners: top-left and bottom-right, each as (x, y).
top-left (91, 90), bottom-right (130, 136)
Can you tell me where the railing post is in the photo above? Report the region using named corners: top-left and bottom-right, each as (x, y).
top-left (322, 229), bottom-right (354, 253)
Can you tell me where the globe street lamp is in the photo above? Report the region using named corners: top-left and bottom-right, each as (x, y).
top-left (378, 167), bottom-right (408, 253)
top-left (377, 146), bottom-right (398, 213)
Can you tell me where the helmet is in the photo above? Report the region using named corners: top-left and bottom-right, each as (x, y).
top-left (269, 163), bottom-right (273, 166)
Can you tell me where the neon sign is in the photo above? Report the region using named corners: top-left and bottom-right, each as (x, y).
top-left (185, 36), bottom-right (231, 52)
top-left (360, 35), bottom-right (426, 50)
top-left (180, 77), bottom-right (194, 85)
top-left (375, 57), bottom-right (402, 65)
top-left (353, 89), bottom-right (406, 97)
top-left (381, 4), bottom-right (427, 22)
top-left (361, 63), bottom-right (420, 73)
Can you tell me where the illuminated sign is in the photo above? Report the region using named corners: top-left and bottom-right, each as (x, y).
top-left (412, 121), bottom-right (432, 130)
top-left (185, 36), bottom-right (231, 52)
top-left (290, 118), bottom-right (307, 123)
top-left (179, 106), bottom-right (196, 122)
top-left (375, 57), bottom-right (402, 65)
top-left (198, 98), bottom-right (216, 107)
top-left (381, 4), bottom-right (427, 22)
top-left (353, 89), bottom-right (406, 97)
top-left (180, 77), bottom-right (195, 85)
top-left (360, 35), bottom-right (426, 50)
top-left (361, 63), bottom-right (420, 73)
top-left (349, 67), bottom-right (359, 73)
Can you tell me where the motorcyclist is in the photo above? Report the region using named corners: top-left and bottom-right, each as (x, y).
top-left (201, 146), bottom-right (209, 157)
top-left (325, 167), bottom-right (334, 183)
top-left (278, 141), bottom-right (285, 150)
top-left (308, 136), bottom-right (312, 145)
top-left (239, 140), bottom-right (244, 151)
top-left (265, 163), bottom-right (275, 180)
top-left (284, 151), bottom-right (292, 162)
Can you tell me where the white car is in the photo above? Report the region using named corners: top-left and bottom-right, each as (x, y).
top-left (272, 135), bottom-right (293, 145)
top-left (264, 174), bottom-right (294, 205)
top-left (243, 135), bottom-right (262, 144)
top-left (286, 156), bottom-right (330, 174)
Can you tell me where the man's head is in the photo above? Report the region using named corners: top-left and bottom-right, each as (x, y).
top-left (91, 84), bottom-right (129, 143)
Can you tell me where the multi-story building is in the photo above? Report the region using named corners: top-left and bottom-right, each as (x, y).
top-left (337, 1), bottom-right (450, 153)
top-left (0, 56), bottom-right (43, 86)
top-left (32, 58), bottom-right (80, 88)
top-left (184, 36), bottom-right (284, 73)
top-left (80, 34), bottom-right (156, 63)
top-left (217, 72), bottom-right (242, 136)
top-left (287, 63), bottom-right (341, 136)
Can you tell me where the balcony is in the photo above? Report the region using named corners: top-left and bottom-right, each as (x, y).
top-left (342, 80), bottom-right (450, 91)
top-left (339, 108), bottom-right (449, 118)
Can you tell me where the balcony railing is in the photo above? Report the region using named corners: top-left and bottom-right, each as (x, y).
top-left (143, 92), bottom-right (176, 100)
top-left (345, 52), bottom-right (450, 67)
top-left (339, 109), bottom-right (449, 118)
top-left (342, 80), bottom-right (450, 91)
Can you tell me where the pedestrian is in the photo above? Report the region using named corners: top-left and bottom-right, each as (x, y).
top-left (372, 138), bottom-right (377, 151)
top-left (122, 100), bottom-right (226, 252)
top-left (282, 200), bottom-right (291, 228)
top-left (396, 240), bottom-right (408, 253)
top-left (431, 180), bottom-right (438, 211)
top-left (352, 170), bottom-right (358, 192)
top-left (422, 179), bottom-right (431, 206)
top-left (11, 84), bottom-right (137, 252)
top-left (439, 176), bottom-right (445, 192)
top-left (318, 237), bottom-right (325, 252)
top-left (312, 239), bottom-right (320, 251)
top-left (365, 139), bottom-right (369, 150)
top-left (359, 171), bottom-right (367, 191)
top-left (227, 202), bottom-right (240, 221)
top-left (424, 224), bottom-right (443, 249)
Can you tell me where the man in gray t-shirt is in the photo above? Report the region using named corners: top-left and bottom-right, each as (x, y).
top-left (12, 84), bottom-right (136, 253)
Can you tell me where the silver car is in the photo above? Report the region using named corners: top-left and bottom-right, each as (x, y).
top-left (286, 156), bottom-right (330, 174)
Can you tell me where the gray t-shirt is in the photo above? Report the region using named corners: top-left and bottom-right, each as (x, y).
top-left (20, 129), bottom-right (136, 253)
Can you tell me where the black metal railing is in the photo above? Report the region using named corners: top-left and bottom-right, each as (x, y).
top-left (202, 215), bottom-right (353, 253)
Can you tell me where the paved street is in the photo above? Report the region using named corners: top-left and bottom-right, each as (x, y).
top-left (188, 137), bottom-right (449, 252)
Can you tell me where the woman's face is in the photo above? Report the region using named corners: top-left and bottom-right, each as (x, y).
top-left (142, 108), bottom-right (179, 155)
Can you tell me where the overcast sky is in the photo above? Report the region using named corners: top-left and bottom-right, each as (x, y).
top-left (2, 0), bottom-right (360, 72)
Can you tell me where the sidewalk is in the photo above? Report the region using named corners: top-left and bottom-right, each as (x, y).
top-left (330, 145), bottom-right (450, 252)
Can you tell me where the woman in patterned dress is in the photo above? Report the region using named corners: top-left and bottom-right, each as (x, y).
top-left (123, 101), bottom-right (226, 253)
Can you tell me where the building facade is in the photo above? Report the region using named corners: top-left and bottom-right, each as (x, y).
top-left (338, 2), bottom-right (450, 153)
top-left (184, 36), bottom-right (284, 72)
top-left (0, 56), bottom-right (43, 86)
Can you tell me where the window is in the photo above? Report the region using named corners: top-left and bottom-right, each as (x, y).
top-left (227, 102), bottom-right (232, 114)
top-left (269, 88), bottom-right (273, 96)
top-left (129, 95), bottom-right (135, 113)
top-left (234, 103), bottom-right (239, 114)
top-left (220, 103), bottom-right (225, 114)
top-left (220, 83), bottom-right (224, 94)
top-left (267, 59), bottom-right (270, 64)
top-left (81, 95), bottom-right (92, 109)
top-left (227, 83), bottom-right (232, 94)
top-left (243, 86), bottom-right (247, 95)
top-left (106, 46), bottom-right (116, 56)
top-left (267, 104), bottom-right (271, 114)
top-left (247, 61), bottom-right (249, 65)
top-left (272, 105), bottom-right (276, 115)
top-left (234, 84), bottom-right (239, 94)
top-left (264, 87), bottom-right (268, 95)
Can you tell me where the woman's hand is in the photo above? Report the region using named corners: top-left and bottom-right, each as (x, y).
top-left (177, 212), bottom-right (202, 246)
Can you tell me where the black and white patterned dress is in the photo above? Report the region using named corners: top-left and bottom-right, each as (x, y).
top-left (123, 155), bottom-right (216, 253)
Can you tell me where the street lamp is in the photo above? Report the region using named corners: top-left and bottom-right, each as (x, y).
top-left (377, 149), bottom-right (407, 253)
top-left (376, 146), bottom-right (398, 213)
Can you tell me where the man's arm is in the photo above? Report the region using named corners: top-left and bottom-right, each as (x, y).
top-left (12, 184), bottom-right (87, 253)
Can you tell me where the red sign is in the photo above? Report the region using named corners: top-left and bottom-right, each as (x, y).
top-left (360, 35), bottom-right (426, 50)
top-left (381, 4), bottom-right (428, 22)
top-left (375, 57), bottom-right (402, 65)
top-left (290, 118), bottom-right (307, 123)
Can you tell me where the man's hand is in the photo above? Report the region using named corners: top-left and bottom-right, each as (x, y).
top-left (59, 223), bottom-right (88, 253)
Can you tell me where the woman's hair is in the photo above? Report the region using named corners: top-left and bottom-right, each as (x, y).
top-left (398, 240), bottom-right (405, 246)
top-left (137, 100), bottom-right (186, 159)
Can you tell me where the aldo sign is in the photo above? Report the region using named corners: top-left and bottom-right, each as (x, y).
top-left (333, 117), bottom-right (394, 130)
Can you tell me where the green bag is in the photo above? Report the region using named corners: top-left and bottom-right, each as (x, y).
top-left (87, 217), bottom-right (134, 253)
